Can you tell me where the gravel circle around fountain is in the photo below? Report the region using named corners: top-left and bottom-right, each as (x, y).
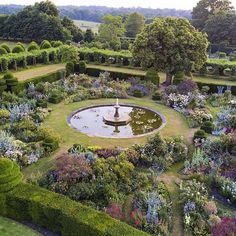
top-left (67, 103), bottom-right (166, 139)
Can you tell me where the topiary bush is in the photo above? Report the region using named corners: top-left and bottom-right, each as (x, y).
top-left (193, 129), bottom-right (207, 141)
top-left (51, 41), bottom-right (63, 48)
top-left (3, 72), bottom-right (18, 92)
top-left (75, 60), bottom-right (86, 74)
top-left (201, 121), bottom-right (214, 134)
top-left (12, 45), bottom-right (25, 53)
top-left (146, 69), bottom-right (160, 86)
top-left (27, 41), bottom-right (40, 51)
top-left (0, 158), bottom-right (22, 193)
top-left (0, 47), bottom-right (8, 55)
top-left (0, 79), bottom-right (7, 94)
top-left (66, 62), bottom-right (75, 76)
top-left (152, 90), bottom-right (162, 101)
top-left (0, 44), bottom-right (11, 53)
top-left (40, 40), bottom-right (51, 49)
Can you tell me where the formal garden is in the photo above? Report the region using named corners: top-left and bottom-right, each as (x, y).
top-left (0, 1), bottom-right (236, 236)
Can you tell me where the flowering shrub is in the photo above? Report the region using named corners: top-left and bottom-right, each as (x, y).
top-left (128, 84), bottom-right (150, 97)
top-left (166, 93), bottom-right (190, 111)
top-left (215, 175), bottom-right (236, 204)
top-left (212, 217), bottom-right (236, 236)
top-left (177, 79), bottom-right (198, 95)
top-left (106, 203), bottom-right (124, 220)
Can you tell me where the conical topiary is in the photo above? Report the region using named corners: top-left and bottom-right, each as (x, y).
top-left (0, 158), bottom-right (22, 193)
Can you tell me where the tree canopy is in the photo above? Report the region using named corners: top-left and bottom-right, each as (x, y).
top-left (98, 14), bottom-right (125, 50)
top-left (133, 17), bottom-right (209, 85)
top-left (192, 0), bottom-right (235, 30)
top-left (0, 1), bottom-right (82, 42)
top-left (125, 12), bottom-right (145, 38)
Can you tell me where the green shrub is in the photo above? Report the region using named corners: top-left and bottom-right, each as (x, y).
top-left (217, 51), bottom-right (227, 59)
top-left (0, 158), bottom-right (22, 193)
top-left (146, 69), bottom-right (160, 86)
top-left (133, 89), bottom-right (144, 98)
top-left (3, 72), bottom-right (18, 92)
top-left (42, 137), bottom-right (59, 152)
top-left (0, 44), bottom-right (11, 53)
top-left (201, 121), bottom-right (214, 134)
top-left (152, 90), bottom-right (162, 101)
top-left (48, 91), bottom-right (63, 104)
top-left (51, 41), bottom-right (63, 48)
top-left (0, 47), bottom-right (8, 55)
top-left (12, 45), bottom-right (25, 53)
top-left (28, 42), bottom-right (40, 51)
top-left (66, 62), bottom-right (74, 76)
top-left (193, 129), bottom-right (207, 141)
top-left (0, 79), bottom-right (7, 94)
top-left (0, 109), bottom-right (10, 123)
top-left (36, 100), bottom-right (48, 108)
top-left (40, 40), bottom-right (51, 49)
top-left (75, 61), bottom-right (86, 74)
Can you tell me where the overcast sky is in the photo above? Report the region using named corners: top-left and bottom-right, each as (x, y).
top-left (1, 0), bottom-right (236, 10)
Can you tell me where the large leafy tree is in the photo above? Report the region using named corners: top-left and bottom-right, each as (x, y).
top-left (35, 0), bottom-right (59, 17)
top-left (192, 0), bottom-right (235, 30)
top-left (133, 17), bottom-right (209, 85)
top-left (125, 12), bottom-right (145, 38)
top-left (98, 14), bottom-right (125, 50)
top-left (204, 13), bottom-right (236, 44)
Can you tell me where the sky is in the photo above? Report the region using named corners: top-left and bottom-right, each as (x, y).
top-left (0, 0), bottom-right (236, 10)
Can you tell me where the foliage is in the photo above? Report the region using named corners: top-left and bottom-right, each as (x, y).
top-left (98, 14), bottom-right (125, 50)
top-left (133, 17), bottom-right (209, 85)
top-left (125, 12), bottom-right (145, 38)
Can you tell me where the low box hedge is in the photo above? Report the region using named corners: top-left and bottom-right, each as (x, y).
top-left (16, 69), bottom-right (65, 92)
top-left (2, 183), bottom-right (149, 236)
top-left (196, 81), bottom-right (236, 95)
top-left (83, 66), bottom-right (146, 81)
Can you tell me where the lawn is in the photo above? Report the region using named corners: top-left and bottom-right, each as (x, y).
top-left (0, 64), bottom-right (65, 81)
top-left (23, 97), bottom-right (192, 180)
top-left (0, 216), bottom-right (39, 236)
top-left (73, 20), bottom-right (100, 33)
top-left (87, 64), bottom-right (236, 87)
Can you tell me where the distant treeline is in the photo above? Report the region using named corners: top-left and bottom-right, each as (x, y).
top-left (0, 5), bottom-right (192, 22)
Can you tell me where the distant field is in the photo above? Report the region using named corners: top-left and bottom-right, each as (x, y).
top-left (73, 20), bottom-right (100, 33)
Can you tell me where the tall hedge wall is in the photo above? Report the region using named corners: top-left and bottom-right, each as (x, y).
top-left (0, 158), bottom-right (148, 236)
top-left (1, 183), bottom-right (148, 236)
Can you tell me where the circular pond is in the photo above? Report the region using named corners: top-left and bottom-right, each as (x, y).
top-left (68, 104), bottom-right (166, 138)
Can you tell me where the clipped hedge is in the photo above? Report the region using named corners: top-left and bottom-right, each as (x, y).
top-left (16, 69), bottom-right (65, 92)
top-left (0, 158), bottom-right (22, 193)
top-left (1, 183), bottom-right (148, 236)
top-left (83, 66), bottom-right (146, 81)
top-left (79, 47), bottom-right (132, 66)
top-left (196, 81), bottom-right (236, 95)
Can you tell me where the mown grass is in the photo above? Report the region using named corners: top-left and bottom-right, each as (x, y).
top-left (0, 63), bottom-right (65, 80)
top-left (23, 97), bottom-right (192, 180)
top-left (0, 216), bottom-right (39, 236)
top-left (87, 64), bottom-right (236, 87)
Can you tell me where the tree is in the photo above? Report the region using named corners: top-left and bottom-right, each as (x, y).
top-left (133, 17), bottom-right (209, 85)
top-left (98, 14), bottom-right (125, 50)
top-left (35, 0), bottom-right (59, 17)
top-left (204, 12), bottom-right (236, 44)
top-left (192, 0), bottom-right (235, 30)
top-left (62, 16), bottom-right (83, 42)
top-left (84, 29), bottom-right (95, 43)
top-left (125, 12), bottom-right (145, 38)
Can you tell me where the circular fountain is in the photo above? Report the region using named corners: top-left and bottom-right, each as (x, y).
top-left (103, 99), bottom-right (131, 126)
top-left (68, 99), bottom-right (166, 138)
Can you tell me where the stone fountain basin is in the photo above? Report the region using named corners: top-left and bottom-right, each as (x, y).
top-left (103, 113), bottom-right (132, 126)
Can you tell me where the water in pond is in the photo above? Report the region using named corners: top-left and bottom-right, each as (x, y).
top-left (68, 105), bottom-right (164, 138)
